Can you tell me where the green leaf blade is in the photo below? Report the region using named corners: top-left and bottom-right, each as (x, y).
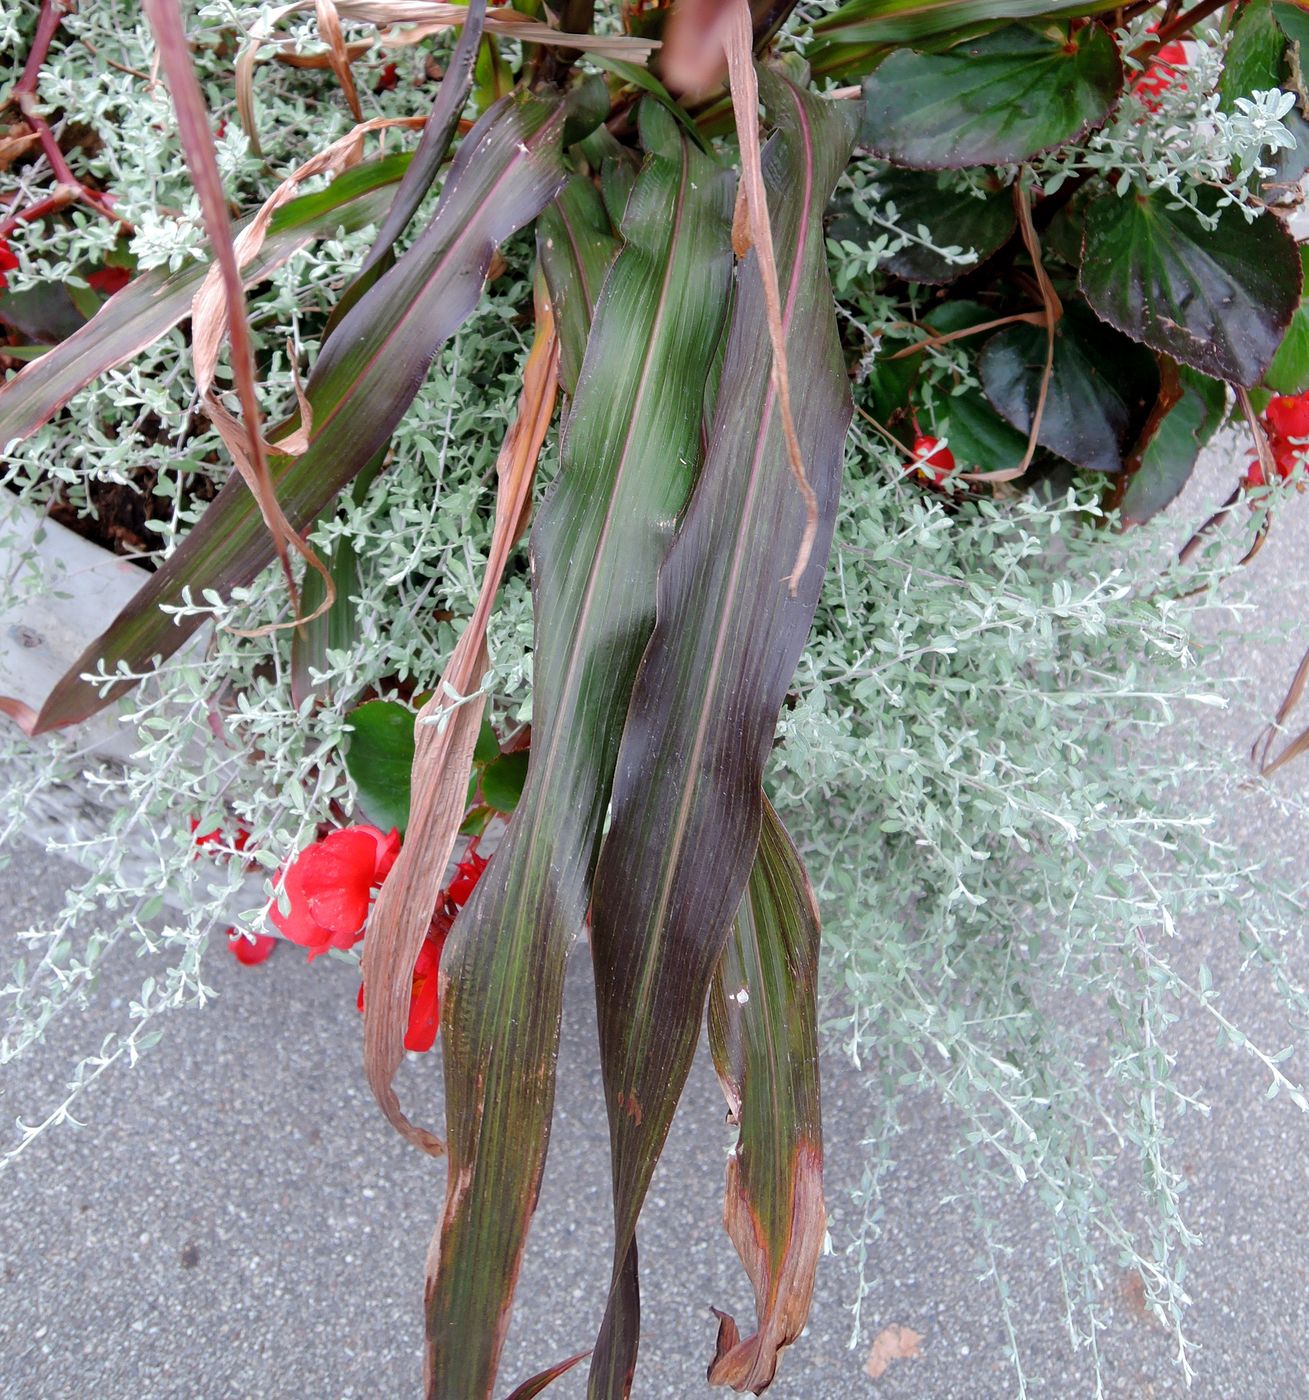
top-left (537, 175), bottom-right (620, 396)
top-left (706, 800), bottom-right (825, 1393)
top-left (1119, 366), bottom-right (1226, 526)
top-left (813, 0), bottom-right (1122, 46)
top-left (344, 700), bottom-right (417, 835)
top-left (980, 302), bottom-right (1160, 473)
top-left (585, 69), bottom-right (856, 1397)
top-left (0, 154), bottom-right (410, 451)
top-left (424, 103), bottom-right (735, 1398)
top-left (21, 91), bottom-right (567, 734)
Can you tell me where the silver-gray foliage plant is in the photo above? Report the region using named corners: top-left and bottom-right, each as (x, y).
top-left (1, 5), bottom-right (1307, 1397)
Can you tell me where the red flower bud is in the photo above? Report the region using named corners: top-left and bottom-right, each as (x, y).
top-left (911, 434), bottom-right (956, 486)
top-left (228, 927), bottom-right (277, 965)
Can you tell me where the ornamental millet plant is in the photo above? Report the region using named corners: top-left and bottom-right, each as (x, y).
top-left (3, 0), bottom-right (1309, 1396)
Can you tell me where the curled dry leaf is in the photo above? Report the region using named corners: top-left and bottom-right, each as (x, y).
top-left (361, 281), bottom-right (559, 1155)
top-left (191, 114), bottom-right (425, 400)
top-left (143, 0), bottom-right (330, 625)
top-left (272, 36), bottom-right (371, 68)
top-left (315, 0), bottom-right (364, 119)
top-left (721, 1), bottom-right (817, 592)
top-left (863, 1324), bottom-right (923, 1382)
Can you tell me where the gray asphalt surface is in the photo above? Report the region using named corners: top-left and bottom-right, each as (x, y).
top-left (3, 447), bottom-right (1309, 1400)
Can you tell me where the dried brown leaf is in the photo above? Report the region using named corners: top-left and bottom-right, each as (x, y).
top-left (0, 126), bottom-right (40, 170)
top-left (144, 0), bottom-right (328, 623)
top-left (722, 4), bottom-right (817, 593)
top-left (315, 0), bottom-right (364, 119)
top-left (361, 284), bottom-right (559, 1154)
top-left (191, 114), bottom-right (425, 400)
top-left (963, 185), bottom-right (1062, 486)
top-left (863, 1325), bottom-right (923, 1382)
top-left (707, 1141), bottom-right (825, 1392)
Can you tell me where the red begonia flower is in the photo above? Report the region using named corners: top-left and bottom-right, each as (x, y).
top-left (911, 434), bottom-right (956, 486)
top-left (271, 824), bottom-right (401, 958)
top-left (0, 239), bottom-right (18, 291)
top-left (1266, 393), bottom-right (1309, 443)
top-left (356, 911), bottom-right (451, 1053)
top-left (446, 842), bottom-right (488, 907)
top-left (88, 264), bottom-right (131, 296)
top-left (191, 817), bottom-right (252, 852)
top-left (1135, 34), bottom-right (1187, 112)
top-left (228, 927), bottom-right (277, 965)
top-left (376, 61), bottom-right (399, 92)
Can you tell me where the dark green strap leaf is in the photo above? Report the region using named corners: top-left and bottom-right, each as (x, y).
top-left (1266, 247), bottom-right (1309, 394)
top-left (859, 22), bottom-right (1122, 169)
top-left (1079, 185), bottom-right (1303, 388)
top-left (706, 799), bottom-right (824, 1393)
top-left (537, 175), bottom-right (619, 395)
top-left (325, 0), bottom-right (486, 330)
top-left (503, 1349), bottom-right (592, 1400)
top-left (812, 0), bottom-right (1121, 46)
top-left (20, 90), bottom-right (567, 734)
top-left (0, 154), bottom-right (410, 450)
top-left (980, 301), bottom-right (1160, 474)
top-left (585, 69), bottom-right (856, 1399)
top-left (424, 102), bottom-right (734, 1398)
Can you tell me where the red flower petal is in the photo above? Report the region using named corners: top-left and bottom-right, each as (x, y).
top-left (357, 929), bottom-right (445, 1052)
top-left (369, 826), bottom-right (402, 883)
top-left (1266, 394), bottom-right (1309, 443)
top-left (447, 849), bottom-right (488, 906)
top-left (294, 828), bottom-right (382, 934)
top-left (228, 928), bottom-right (277, 965)
top-left (88, 264), bottom-right (131, 295)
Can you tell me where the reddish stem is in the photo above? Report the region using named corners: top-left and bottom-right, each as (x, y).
top-left (4, 0), bottom-right (132, 240)
top-left (14, 0), bottom-right (68, 99)
top-left (1154, 0), bottom-right (1230, 47)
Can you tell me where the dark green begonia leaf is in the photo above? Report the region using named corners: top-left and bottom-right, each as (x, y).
top-left (813, 0), bottom-right (1120, 47)
top-left (1119, 365), bottom-right (1227, 525)
top-left (939, 385), bottom-right (1030, 472)
top-left (980, 301), bottom-right (1160, 473)
top-left (1220, 0), bottom-right (1285, 113)
top-left (859, 22), bottom-right (1123, 169)
top-left (345, 699), bottom-right (417, 835)
top-left (1079, 185), bottom-right (1302, 388)
top-left (1266, 248), bottom-right (1309, 394)
top-left (1275, 0), bottom-right (1309, 44)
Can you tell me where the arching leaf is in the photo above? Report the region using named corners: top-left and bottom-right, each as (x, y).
top-left (585, 70), bottom-right (856, 1397)
top-left (422, 103), bottom-right (735, 1398)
